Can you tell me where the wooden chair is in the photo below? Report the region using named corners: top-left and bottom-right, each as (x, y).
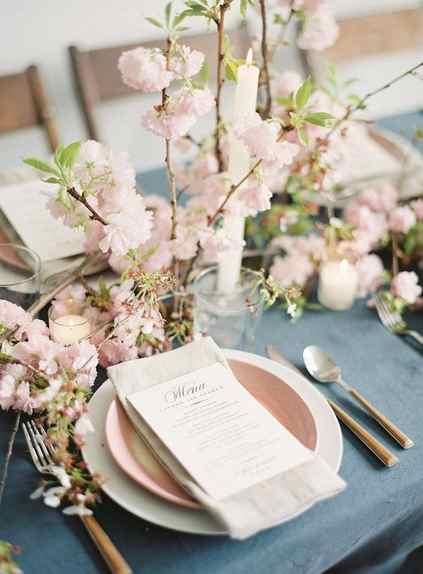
top-left (69, 28), bottom-right (250, 141)
top-left (301, 7), bottom-right (423, 83)
top-left (0, 65), bottom-right (59, 152)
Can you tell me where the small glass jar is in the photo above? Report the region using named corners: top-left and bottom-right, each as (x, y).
top-left (191, 266), bottom-right (263, 351)
top-left (0, 244), bottom-right (41, 309)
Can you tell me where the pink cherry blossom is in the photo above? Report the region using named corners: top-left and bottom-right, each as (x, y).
top-left (0, 300), bottom-right (31, 336)
top-left (412, 199), bottom-right (423, 220)
top-left (99, 195), bottom-right (153, 256)
top-left (174, 88), bottom-right (215, 117)
top-left (142, 88), bottom-right (214, 140)
top-left (142, 106), bottom-right (195, 140)
top-left (118, 47), bottom-right (174, 93)
top-left (344, 203), bottom-right (388, 245)
top-left (297, 2), bottom-right (339, 51)
top-left (391, 271), bottom-right (422, 304)
top-left (83, 220), bottom-right (106, 255)
top-left (388, 206), bottom-right (416, 234)
top-left (356, 254), bottom-right (385, 297)
top-left (0, 375), bottom-right (16, 410)
top-left (170, 45), bottom-right (204, 79)
top-left (234, 113), bottom-right (299, 170)
top-left (270, 254), bottom-right (315, 288)
top-left (357, 183), bottom-right (398, 213)
top-left (236, 182), bottom-right (273, 217)
top-left (99, 339), bottom-right (138, 368)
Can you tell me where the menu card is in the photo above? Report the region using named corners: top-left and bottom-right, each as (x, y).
top-left (0, 180), bottom-right (84, 262)
top-left (128, 362), bottom-right (312, 501)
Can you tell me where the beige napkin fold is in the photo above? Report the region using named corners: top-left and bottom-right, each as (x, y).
top-left (108, 337), bottom-right (346, 539)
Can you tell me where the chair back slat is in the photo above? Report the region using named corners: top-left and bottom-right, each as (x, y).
top-left (0, 65), bottom-right (59, 151)
top-left (325, 8), bottom-right (423, 64)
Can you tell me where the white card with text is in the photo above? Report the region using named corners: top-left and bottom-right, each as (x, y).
top-left (128, 362), bottom-right (312, 500)
top-left (0, 180), bottom-right (84, 261)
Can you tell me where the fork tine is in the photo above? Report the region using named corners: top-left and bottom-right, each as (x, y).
top-left (29, 421), bottom-right (54, 465)
top-left (38, 424), bottom-right (56, 456)
top-left (379, 298), bottom-right (400, 329)
top-left (375, 295), bottom-right (392, 330)
top-left (22, 423), bottom-right (43, 472)
top-left (24, 422), bottom-right (50, 467)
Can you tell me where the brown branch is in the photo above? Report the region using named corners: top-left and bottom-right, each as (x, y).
top-left (215, 2), bottom-right (231, 172)
top-left (0, 413), bottom-right (21, 505)
top-left (326, 61), bottom-right (423, 141)
top-left (259, 0), bottom-right (272, 118)
top-left (162, 38), bottom-right (177, 243)
top-left (67, 187), bottom-right (107, 226)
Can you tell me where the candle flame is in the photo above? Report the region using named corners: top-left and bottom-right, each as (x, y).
top-left (246, 48), bottom-right (253, 66)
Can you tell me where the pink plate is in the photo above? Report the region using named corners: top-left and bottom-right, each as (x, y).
top-left (105, 359), bottom-right (318, 509)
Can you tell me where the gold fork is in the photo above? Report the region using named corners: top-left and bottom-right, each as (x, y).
top-left (23, 420), bottom-right (132, 574)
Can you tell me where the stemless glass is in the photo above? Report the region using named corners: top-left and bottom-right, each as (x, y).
top-left (0, 244), bottom-right (41, 309)
top-left (192, 266), bottom-right (263, 351)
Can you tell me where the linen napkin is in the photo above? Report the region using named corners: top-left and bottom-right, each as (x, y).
top-left (108, 337), bottom-right (346, 539)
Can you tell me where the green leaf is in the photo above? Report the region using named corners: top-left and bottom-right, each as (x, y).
top-left (172, 11), bottom-right (187, 28)
top-left (43, 177), bottom-right (62, 184)
top-left (276, 95), bottom-right (293, 108)
top-left (165, 1), bottom-right (172, 26)
top-left (54, 144), bottom-right (65, 166)
top-left (305, 112), bottom-right (334, 127)
top-left (295, 77), bottom-right (313, 110)
top-left (240, 0), bottom-right (253, 18)
top-left (23, 158), bottom-right (59, 176)
top-left (298, 128), bottom-right (309, 146)
top-left (145, 17), bottom-right (163, 29)
top-left (225, 60), bottom-right (238, 82)
top-left (60, 141), bottom-right (81, 168)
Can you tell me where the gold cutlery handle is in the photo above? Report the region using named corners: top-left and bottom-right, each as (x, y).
top-left (81, 515), bottom-right (132, 574)
top-left (348, 388), bottom-right (414, 449)
top-left (327, 400), bottom-right (398, 467)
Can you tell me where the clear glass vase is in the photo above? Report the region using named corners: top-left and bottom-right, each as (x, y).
top-left (191, 266), bottom-right (263, 351)
top-left (0, 244), bottom-right (41, 309)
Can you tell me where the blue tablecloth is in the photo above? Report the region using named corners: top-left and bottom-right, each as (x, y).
top-left (1, 112), bottom-right (423, 574)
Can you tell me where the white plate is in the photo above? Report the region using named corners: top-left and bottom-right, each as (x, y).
top-left (82, 350), bottom-right (343, 535)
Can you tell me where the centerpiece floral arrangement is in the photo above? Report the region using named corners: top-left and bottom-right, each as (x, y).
top-left (1, 1), bottom-right (422, 571)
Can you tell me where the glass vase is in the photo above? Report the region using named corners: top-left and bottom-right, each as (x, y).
top-left (191, 266), bottom-right (263, 351)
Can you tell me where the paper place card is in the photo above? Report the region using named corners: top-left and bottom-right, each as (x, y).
top-left (0, 180), bottom-right (84, 262)
top-left (128, 362), bottom-right (312, 501)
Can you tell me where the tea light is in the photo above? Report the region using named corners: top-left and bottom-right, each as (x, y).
top-left (49, 313), bottom-right (91, 345)
top-left (318, 259), bottom-right (358, 311)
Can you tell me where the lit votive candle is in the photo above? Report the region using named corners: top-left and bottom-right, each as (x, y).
top-left (318, 259), bottom-right (358, 311)
top-left (49, 312), bottom-right (91, 345)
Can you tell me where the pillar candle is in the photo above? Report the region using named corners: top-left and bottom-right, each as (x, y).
top-left (217, 49), bottom-right (259, 294)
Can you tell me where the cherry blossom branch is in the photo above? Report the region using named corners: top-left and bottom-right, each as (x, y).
top-left (215, 1), bottom-right (232, 172)
top-left (66, 187), bottom-right (107, 226)
top-left (162, 38), bottom-right (177, 243)
top-left (326, 61), bottom-right (423, 140)
top-left (258, 0), bottom-right (272, 118)
top-left (0, 413), bottom-right (21, 505)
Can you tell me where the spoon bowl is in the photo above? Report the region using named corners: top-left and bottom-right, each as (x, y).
top-left (303, 346), bottom-right (342, 384)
